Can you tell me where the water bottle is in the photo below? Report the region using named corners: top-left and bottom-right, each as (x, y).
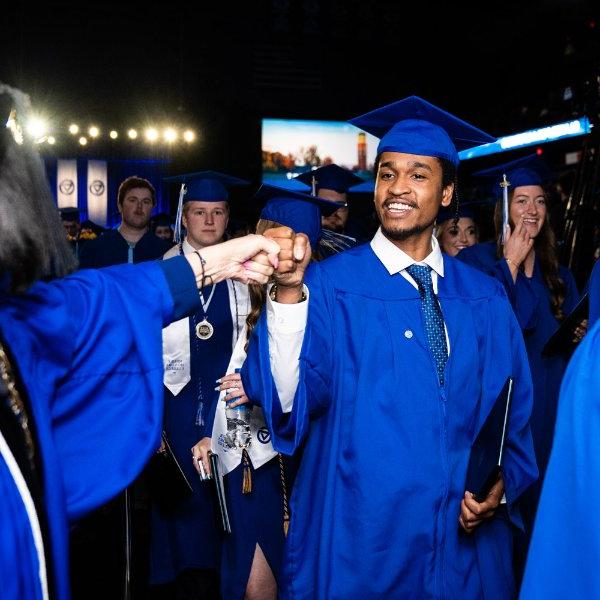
top-left (224, 369), bottom-right (252, 449)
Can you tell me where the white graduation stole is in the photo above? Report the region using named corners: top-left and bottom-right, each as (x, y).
top-left (161, 242), bottom-right (249, 395)
top-left (162, 317), bottom-right (191, 395)
top-left (211, 324), bottom-right (277, 476)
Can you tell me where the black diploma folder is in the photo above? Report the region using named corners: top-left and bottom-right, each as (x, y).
top-left (465, 377), bottom-right (514, 502)
top-left (146, 432), bottom-right (193, 511)
top-left (208, 452), bottom-right (232, 534)
top-left (542, 293), bottom-right (589, 358)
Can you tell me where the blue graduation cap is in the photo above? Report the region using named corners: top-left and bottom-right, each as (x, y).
top-left (295, 164), bottom-right (364, 195)
top-left (472, 154), bottom-right (552, 192)
top-left (349, 180), bottom-right (375, 194)
top-left (164, 170), bottom-right (249, 202)
top-left (254, 184), bottom-right (342, 248)
top-left (348, 96), bottom-right (496, 166)
top-left (151, 212), bottom-right (173, 228)
top-left (59, 206), bottom-right (80, 221)
top-left (436, 203), bottom-right (476, 225)
top-left (164, 170), bottom-right (249, 242)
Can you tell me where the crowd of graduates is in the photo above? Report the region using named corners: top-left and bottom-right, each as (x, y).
top-left (1, 81), bottom-right (600, 600)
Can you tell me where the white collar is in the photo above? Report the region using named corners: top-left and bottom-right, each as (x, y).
top-left (181, 238), bottom-right (197, 255)
top-left (370, 228), bottom-right (444, 278)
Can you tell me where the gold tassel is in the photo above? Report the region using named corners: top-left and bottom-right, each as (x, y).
top-left (242, 449), bottom-right (252, 494)
top-left (283, 516), bottom-right (290, 537)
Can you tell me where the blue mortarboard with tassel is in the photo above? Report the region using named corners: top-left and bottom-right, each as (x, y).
top-left (472, 154), bottom-right (553, 192)
top-left (295, 164), bottom-right (364, 195)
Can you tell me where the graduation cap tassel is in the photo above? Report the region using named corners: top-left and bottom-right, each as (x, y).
top-left (278, 453), bottom-right (290, 537)
top-left (500, 174), bottom-right (511, 245)
top-left (242, 449), bottom-right (252, 494)
top-left (319, 229), bottom-right (356, 254)
top-left (174, 183), bottom-right (187, 243)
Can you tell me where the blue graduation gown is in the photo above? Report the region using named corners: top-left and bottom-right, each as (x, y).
top-left (0, 257), bottom-right (199, 600)
top-left (519, 320), bottom-right (600, 599)
top-left (78, 229), bottom-right (171, 268)
top-left (243, 244), bottom-right (537, 600)
top-left (458, 242), bottom-right (579, 517)
top-left (588, 259), bottom-right (600, 328)
top-left (150, 281), bottom-right (232, 584)
top-left (221, 456), bottom-right (291, 600)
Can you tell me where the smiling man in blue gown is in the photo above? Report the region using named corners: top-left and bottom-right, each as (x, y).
top-left (242, 97), bottom-right (538, 599)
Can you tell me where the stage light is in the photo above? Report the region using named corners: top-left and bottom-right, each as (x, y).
top-left (79, 136), bottom-right (88, 146)
top-left (127, 128), bottom-right (138, 139)
top-left (459, 117), bottom-right (592, 161)
top-left (164, 128), bottom-right (177, 143)
top-left (88, 126), bottom-right (99, 138)
top-left (536, 147), bottom-right (543, 156)
top-left (68, 124), bottom-right (79, 135)
top-left (183, 130), bottom-right (195, 143)
top-left (26, 117), bottom-right (48, 139)
top-left (145, 128), bottom-right (159, 142)
top-left (47, 136), bottom-right (56, 145)
top-left (110, 130), bottom-right (118, 139)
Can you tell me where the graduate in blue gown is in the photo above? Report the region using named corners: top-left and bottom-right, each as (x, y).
top-left (295, 164), bottom-right (366, 253)
top-left (242, 96), bottom-right (538, 599)
top-left (151, 172), bottom-right (250, 595)
top-left (207, 184), bottom-right (342, 600)
top-left (519, 319), bottom-right (600, 599)
top-left (0, 83), bottom-right (280, 600)
top-left (457, 156), bottom-right (581, 544)
top-left (78, 176), bottom-right (171, 268)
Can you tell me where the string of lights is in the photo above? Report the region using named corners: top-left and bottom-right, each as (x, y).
top-left (23, 117), bottom-right (196, 147)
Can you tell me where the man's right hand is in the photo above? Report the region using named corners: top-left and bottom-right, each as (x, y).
top-left (264, 227), bottom-right (311, 303)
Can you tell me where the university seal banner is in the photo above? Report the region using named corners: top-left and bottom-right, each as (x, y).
top-left (56, 159), bottom-right (78, 209)
top-left (87, 160), bottom-right (108, 226)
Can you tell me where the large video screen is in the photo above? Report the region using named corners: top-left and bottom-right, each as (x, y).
top-left (261, 119), bottom-right (379, 190)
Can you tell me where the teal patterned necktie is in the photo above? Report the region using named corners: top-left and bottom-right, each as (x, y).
top-left (406, 264), bottom-right (448, 386)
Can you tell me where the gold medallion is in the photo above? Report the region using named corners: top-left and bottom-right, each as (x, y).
top-left (195, 319), bottom-right (214, 340)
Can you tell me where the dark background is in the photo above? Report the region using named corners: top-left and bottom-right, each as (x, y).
top-left (1, 0), bottom-right (600, 219)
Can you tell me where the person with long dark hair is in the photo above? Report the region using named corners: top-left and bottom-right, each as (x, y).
top-left (0, 82), bottom-right (280, 600)
top-left (458, 155), bottom-right (581, 554)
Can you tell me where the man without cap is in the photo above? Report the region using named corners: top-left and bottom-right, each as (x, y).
top-left (79, 176), bottom-right (170, 268)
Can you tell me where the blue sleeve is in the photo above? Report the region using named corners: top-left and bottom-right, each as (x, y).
top-left (242, 263), bottom-right (334, 455)
top-left (199, 386), bottom-right (220, 440)
top-left (5, 261), bottom-right (200, 521)
top-left (590, 260), bottom-right (600, 328)
top-left (474, 283), bottom-right (538, 527)
top-left (520, 321), bottom-right (600, 599)
top-left (501, 295), bottom-right (539, 517)
top-left (559, 265), bottom-right (580, 315)
top-left (156, 255), bottom-right (200, 321)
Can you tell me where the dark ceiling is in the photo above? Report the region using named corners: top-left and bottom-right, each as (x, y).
top-left (1, 0), bottom-right (599, 179)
